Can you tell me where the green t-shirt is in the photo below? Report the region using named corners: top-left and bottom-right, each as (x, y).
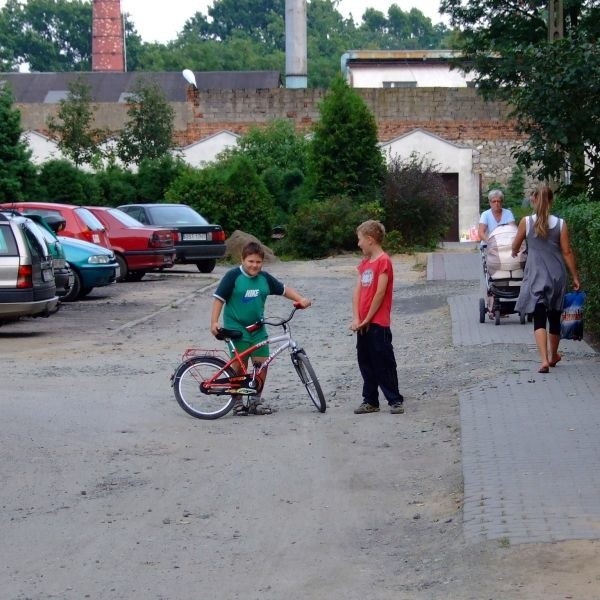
top-left (214, 266), bottom-right (285, 342)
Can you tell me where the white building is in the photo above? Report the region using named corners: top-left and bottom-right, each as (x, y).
top-left (341, 50), bottom-right (475, 88)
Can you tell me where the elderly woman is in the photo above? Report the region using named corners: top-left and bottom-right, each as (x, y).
top-left (511, 184), bottom-right (580, 373)
top-left (478, 189), bottom-right (516, 242)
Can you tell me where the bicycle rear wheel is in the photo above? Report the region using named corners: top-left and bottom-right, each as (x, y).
top-left (172, 356), bottom-right (236, 420)
top-left (292, 351), bottom-right (326, 413)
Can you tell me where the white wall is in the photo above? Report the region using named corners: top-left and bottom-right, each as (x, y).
top-left (349, 65), bottom-right (474, 88)
top-left (180, 131), bottom-right (240, 167)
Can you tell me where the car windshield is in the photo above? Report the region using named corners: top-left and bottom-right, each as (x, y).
top-left (74, 208), bottom-right (106, 231)
top-left (107, 208), bottom-right (145, 227)
top-left (148, 205), bottom-right (209, 226)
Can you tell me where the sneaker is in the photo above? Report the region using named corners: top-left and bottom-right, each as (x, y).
top-left (354, 402), bottom-right (380, 414)
top-left (389, 402), bottom-right (405, 414)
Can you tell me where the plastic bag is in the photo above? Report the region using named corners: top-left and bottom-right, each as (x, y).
top-left (560, 290), bottom-right (586, 340)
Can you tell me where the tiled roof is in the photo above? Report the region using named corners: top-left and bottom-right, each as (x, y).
top-left (0, 71), bottom-right (283, 103)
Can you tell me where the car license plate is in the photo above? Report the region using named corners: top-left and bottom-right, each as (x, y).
top-left (183, 233), bottom-right (207, 241)
top-left (42, 269), bottom-right (54, 282)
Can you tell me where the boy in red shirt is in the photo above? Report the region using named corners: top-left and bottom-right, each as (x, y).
top-left (350, 220), bottom-right (404, 414)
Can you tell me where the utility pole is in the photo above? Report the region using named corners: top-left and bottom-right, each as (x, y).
top-left (548, 0), bottom-right (564, 41)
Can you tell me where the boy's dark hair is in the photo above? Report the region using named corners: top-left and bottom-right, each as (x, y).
top-left (357, 220), bottom-right (385, 244)
top-left (242, 241), bottom-right (265, 259)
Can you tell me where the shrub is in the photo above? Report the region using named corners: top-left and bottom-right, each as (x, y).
top-left (560, 201), bottom-right (600, 338)
top-left (166, 156), bottom-right (275, 240)
top-left (282, 196), bottom-right (381, 259)
top-left (382, 153), bottom-right (455, 249)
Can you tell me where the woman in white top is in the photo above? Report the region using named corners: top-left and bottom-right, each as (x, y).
top-left (511, 184), bottom-right (580, 373)
top-left (478, 189), bottom-right (516, 242)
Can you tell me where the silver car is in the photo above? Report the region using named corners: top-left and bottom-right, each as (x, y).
top-left (0, 212), bottom-right (59, 324)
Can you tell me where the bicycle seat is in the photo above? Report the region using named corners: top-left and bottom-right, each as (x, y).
top-left (215, 327), bottom-right (243, 340)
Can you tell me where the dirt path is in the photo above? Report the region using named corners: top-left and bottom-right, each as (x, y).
top-left (1, 255), bottom-right (599, 599)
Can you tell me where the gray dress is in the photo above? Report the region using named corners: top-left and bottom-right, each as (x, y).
top-left (515, 215), bottom-right (567, 314)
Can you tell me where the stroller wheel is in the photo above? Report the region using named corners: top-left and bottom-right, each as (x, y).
top-left (495, 309), bottom-right (501, 326)
top-left (479, 298), bottom-right (486, 323)
top-left (519, 312), bottom-right (526, 325)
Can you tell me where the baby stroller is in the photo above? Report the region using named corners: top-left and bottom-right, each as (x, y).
top-left (479, 223), bottom-right (527, 325)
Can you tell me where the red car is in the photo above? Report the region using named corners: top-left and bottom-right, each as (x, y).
top-left (86, 207), bottom-right (176, 281)
top-left (1, 202), bottom-right (112, 250)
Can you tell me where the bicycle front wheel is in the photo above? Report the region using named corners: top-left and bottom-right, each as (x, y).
top-left (172, 356), bottom-right (236, 420)
top-left (293, 351), bottom-right (326, 413)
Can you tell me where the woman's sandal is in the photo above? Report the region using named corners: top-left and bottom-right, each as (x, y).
top-left (538, 366), bottom-right (550, 374)
top-left (549, 354), bottom-right (562, 368)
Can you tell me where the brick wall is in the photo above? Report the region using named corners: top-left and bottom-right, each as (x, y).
top-left (18, 86), bottom-right (526, 190)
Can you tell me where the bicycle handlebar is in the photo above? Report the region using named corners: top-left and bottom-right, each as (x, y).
top-left (247, 305), bottom-right (303, 331)
top-left (215, 305), bottom-right (304, 340)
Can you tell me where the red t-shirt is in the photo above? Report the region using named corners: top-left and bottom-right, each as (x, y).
top-left (357, 253), bottom-right (393, 327)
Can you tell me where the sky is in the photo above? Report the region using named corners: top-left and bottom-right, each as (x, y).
top-left (121, 0), bottom-right (446, 44)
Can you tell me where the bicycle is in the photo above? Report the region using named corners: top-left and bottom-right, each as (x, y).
top-left (171, 305), bottom-right (326, 419)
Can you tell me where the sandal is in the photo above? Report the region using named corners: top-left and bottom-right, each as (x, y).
top-left (248, 401), bottom-right (273, 415)
top-left (232, 398), bottom-right (249, 416)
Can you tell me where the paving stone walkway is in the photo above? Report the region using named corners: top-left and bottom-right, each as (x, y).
top-left (430, 249), bottom-right (600, 544)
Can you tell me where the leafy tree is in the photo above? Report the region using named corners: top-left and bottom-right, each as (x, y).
top-left (0, 85), bottom-right (38, 202)
top-left (0, 0), bottom-right (91, 72)
top-left (308, 75), bottom-right (385, 200)
top-left (440, 0), bottom-right (600, 198)
top-left (116, 79), bottom-right (175, 166)
top-left (382, 153), bottom-right (455, 248)
top-left (47, 76), bottom-right (105, 168)
top-left (0, 0), bottom-right (142, 72)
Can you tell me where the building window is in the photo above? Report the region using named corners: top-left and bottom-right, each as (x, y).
top-left (383, 81), bottom-right (417, 88)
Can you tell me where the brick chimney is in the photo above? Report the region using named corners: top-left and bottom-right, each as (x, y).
top-left (92, 0), bottom-right (125, 72)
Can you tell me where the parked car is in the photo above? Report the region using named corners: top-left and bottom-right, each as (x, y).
top-left (58, 237), bottom-right (119, 302)
top-left (0, 202), bottom-right (112, 250)
top-left (86, 206), bottom-right (176, 281)
top-left (1, 210), bottom-right (73, 298)
top-left (117, 203), bottom-right (226, 273)
top-left (0, 212), bottom-right (58, 324)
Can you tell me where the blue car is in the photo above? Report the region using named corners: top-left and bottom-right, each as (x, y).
top-left (58, 236), bottom-right (120, 302)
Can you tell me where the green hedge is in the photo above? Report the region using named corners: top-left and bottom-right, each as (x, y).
top-left (560, 202), bottom-right (600, 338)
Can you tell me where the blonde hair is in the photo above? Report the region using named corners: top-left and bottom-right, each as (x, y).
top-left (357, 220), bottom-right (385, 243)
top-left (532, 184), bottom-right (553, 239)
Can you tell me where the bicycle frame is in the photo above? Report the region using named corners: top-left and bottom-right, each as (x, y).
top-left (200, 309), bottom-right (303, 395)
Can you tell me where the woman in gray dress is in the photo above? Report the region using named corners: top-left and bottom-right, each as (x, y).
top-left (511, 184), bottom-right (580, 373)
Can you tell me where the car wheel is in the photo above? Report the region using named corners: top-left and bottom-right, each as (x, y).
top-left (79, 287), bottom-right (94, 298)
top-left (196, 259), bottom-right (216, 273)
top-left (116, 254), bottom-right (127, 282)
top-left (126, 271), bottom-right (146, 282)
top-left (61, 267), bottom-right (81, 302)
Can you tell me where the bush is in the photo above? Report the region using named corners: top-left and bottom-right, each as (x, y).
top-left (165, 156), bottom-right (275, 240)
top-left (560, 201), bottom-right (600, 338)
top-left (282, 196), bottom-right (382, 259)
top-left (37, 160), bottom-right (91, 204)
top-left (382, 153), bottom-right (455, 249)
top-left (93, 166), bottom-right (137, 206)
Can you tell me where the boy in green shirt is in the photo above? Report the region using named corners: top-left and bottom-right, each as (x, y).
top-left (211, 241), bottom-right (311, 415)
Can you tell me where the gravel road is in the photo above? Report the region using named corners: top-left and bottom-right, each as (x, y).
top-left (2, 255), bottom-right (598, 600)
